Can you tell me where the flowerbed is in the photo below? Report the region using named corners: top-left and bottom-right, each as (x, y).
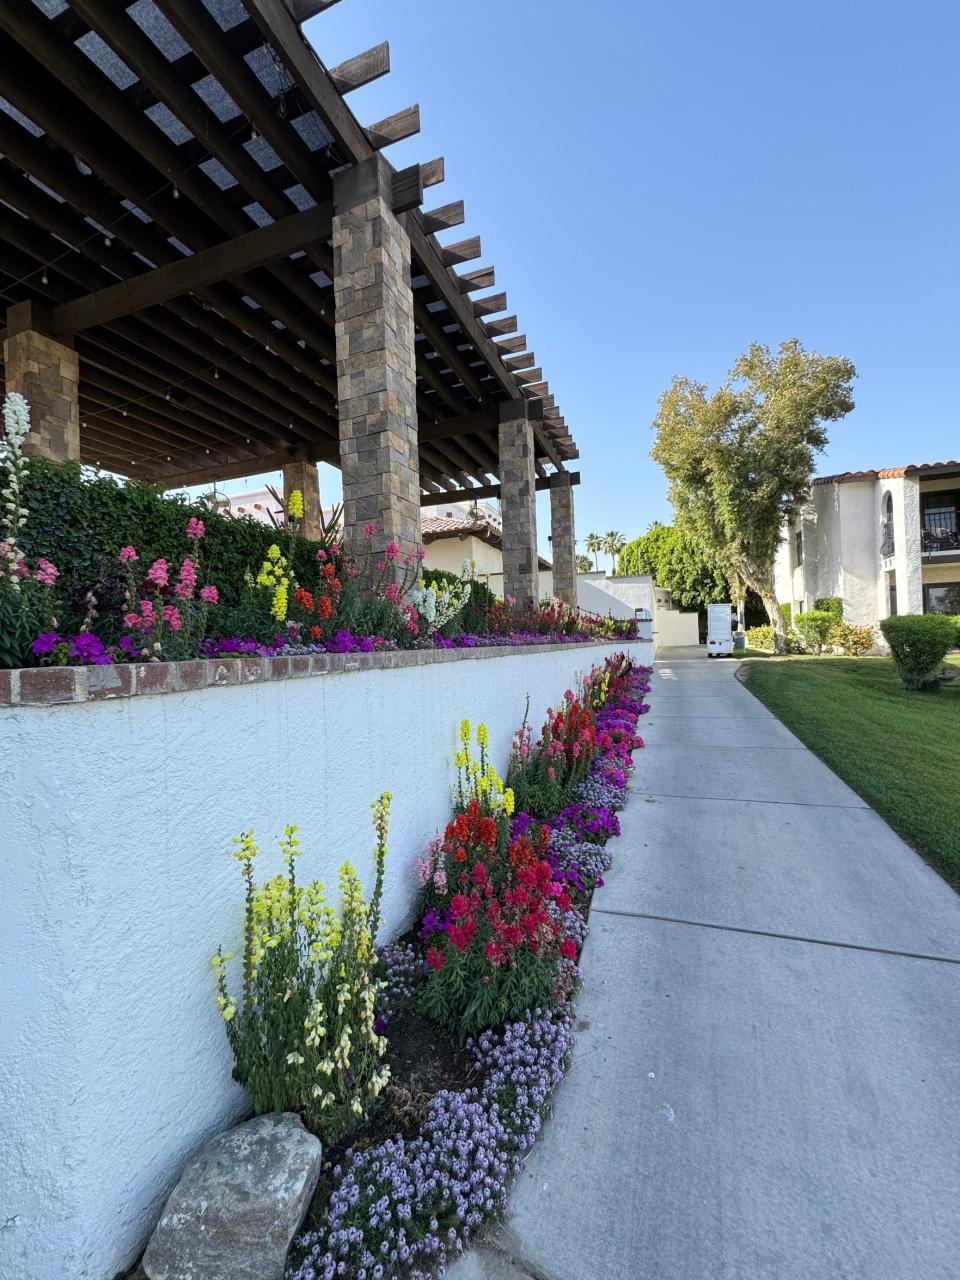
top-left (225, 653), bottom-right (653, 1280)
top-left (1, 391), bottom-right (638, 670)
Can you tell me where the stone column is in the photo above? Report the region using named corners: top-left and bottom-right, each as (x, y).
top-left (332, 155), bottom-right (421, 569)
top-left (891, 475), bottom-right (924, 614)
top-left (282, 459), bottom-right (322, 541)
top-left (549, 472), bottom-right (577, 607)
top-left (3, 301), bottom-right (80, 462)
top-left (498, 401), bottom-right (539, 608)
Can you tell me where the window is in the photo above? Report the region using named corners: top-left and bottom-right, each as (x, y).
top-left (881, 493), bottom-right (895, 557)
top-left (889, 583), bottom-right (897, 616)
top-left (921, 490), bottom-right (960, 552)
top-left (794, 528), bottom-right (803, 566)
top-left (923, 583), bottom-right (960, 614)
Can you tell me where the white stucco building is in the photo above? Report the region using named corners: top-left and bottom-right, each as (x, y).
top-left (774, 460), bottom-right (960, 625)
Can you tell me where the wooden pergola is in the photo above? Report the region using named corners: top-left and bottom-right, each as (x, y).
top-left (0, 0), bottom-right (577, 496)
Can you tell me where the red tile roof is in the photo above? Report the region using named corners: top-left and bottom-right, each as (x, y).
top-left (813, 460), bottom-right (960, 485)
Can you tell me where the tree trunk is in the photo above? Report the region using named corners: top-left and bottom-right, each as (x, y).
top-left (737, 560), bottom-right (788, 653)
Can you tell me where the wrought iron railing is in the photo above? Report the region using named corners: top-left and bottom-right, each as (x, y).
top-left (921, 527), bottom-right (960, 554)
top-left (880, 521), bottom-right (895, 558)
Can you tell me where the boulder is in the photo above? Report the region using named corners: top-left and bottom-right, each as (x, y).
top-left (142, 1112), bottom-right (322, 1280)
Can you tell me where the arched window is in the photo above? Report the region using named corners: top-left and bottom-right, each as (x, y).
top-left (881, 492), bottom-right (894, 557)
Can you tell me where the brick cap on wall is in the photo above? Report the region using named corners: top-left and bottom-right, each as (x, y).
top-left (0, 641), bottom-right (639, 708)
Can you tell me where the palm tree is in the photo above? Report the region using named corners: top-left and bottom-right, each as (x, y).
top-left (604, 531), bottom-right (626, 575)
top-left (584, 532), bottom-right (602, 572)
top-left (575, 554), bottom-right (593, 574)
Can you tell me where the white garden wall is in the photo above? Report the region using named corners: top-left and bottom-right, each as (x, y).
top-left (0, 640), bottom-right (650, 1280)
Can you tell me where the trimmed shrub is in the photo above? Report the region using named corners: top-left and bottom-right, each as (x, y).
top-left (746, 624), bottom-right (776, 651)
top-left (428, 567), bottom-right (493, 635)
top-left (830, 621), bottom-right (875, 656)
top-left (815, 596), bottom-right (844, 622)
top-left (880, 614), bottom-right (957, 690)
top-left (794, 609), bottom-right (836, 655)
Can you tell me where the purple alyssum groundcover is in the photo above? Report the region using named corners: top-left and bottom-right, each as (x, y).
top-left (288, 667), bottom-right (652, 1280)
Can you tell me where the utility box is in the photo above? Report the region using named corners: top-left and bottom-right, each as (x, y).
top-left (707, 602), bottom-right (737, 657)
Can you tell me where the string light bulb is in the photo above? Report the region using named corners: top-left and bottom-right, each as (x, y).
top-left (172, 185), bottom-right (179, 199)
top-left (41, 268), bottom-right (49, 284)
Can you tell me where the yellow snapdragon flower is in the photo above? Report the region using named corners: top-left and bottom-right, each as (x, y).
top-left (287, 488), bottom-right (304, 519)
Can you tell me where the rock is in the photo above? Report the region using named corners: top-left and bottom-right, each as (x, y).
top-left (142, 1112), bottom-right (322, 1280)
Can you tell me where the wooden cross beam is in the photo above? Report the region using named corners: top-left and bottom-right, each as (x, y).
top-left (421, 471), bottom-right (581, 506)
top-left (48, 204), bottom-right (333, 336)
top-left (329, 42), bottom-right (390, 94)
top-left (286, 0), bottom-right (341, 20)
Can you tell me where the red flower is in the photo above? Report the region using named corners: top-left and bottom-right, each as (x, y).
top-left (450, 894), bottom-right (470, 920)
top-left (426, 946), bottom-right (445, 971)
top-left (485, 940), bottom-right (506, 966)
top-left (472, 862), bottom-right (487, 885)
top-left (560, 938), bottom-right (577, 960)
top-left (454, 847), bottom-right (467, 863)
top-left (479, 816), bottom-right (497, 847)
top-left (501, 925), bottom-right (522, 948)
top-left (557, 892), bottom-right (571, 913)
top-left (318, 596), bottom-right (333, 620)
top-left (310, 625), bottom-right (322, 641)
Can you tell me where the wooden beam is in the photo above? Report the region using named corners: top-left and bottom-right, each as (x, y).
top-left (329, 42), bottom-right (390, 94)
top-left (514, 367), bottom-right (543, 385)
top-left (483, 315), bottom-right (518, 337)
top-left (423, 201), bottom-right (466, 235)
top-left (504, 353), bottom-right (536, 371)
top-left (390, 164), bottom-right (424, 215)
top-left (441, 236), bottom-right (481, 267)
top-left (158, 444), bottom-right (336, 490)
top-left (48, 205), bottom-right (332, 337)
top-left (539, 394), bottom-right (556, 410)
top-left (366, 104), bottom-right (420, 150)
top-left (421, 157), bottom-right (445, 187)
top-left (457, 267), bottom-right (495, 293)
top-left (495, 335), bottom-right (528, 354)
top-left (418, 408), bottom-right (498, 442)
top-left (473, 292), bottom-right (507, 318)
top-left (287, 0), bottom-right (342, 20)
top-left (420, 472), bottom-right (581, 506)
top-left (523, 381), bottom-right (549, 396)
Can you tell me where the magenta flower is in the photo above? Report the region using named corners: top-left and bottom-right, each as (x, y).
top-left (118, 546), bottom-right (138, 564)
top-left (316, 548), bottom-right (327, 562)
top-left (416, 546), bottom-right (426, 561)
top-left (383, 582), bottom-right (401, 602)
top-left (185, 517), bottom-right (205, 540)
top-left (330, 543), bottom-right (340, 557)
top-left (162, 604), bottom-right (182, 632)
top-left (199, 584), bottom-right (219, 605)
top-left (123, 612), bottom-right (141, 629)
top-left (145, 559), bottom-right (169, 589)
top-left (34, 558), bottom-right (59, 587)
top-left (174, 556), bottom-right (197, 601)
top-left (363, 521), bottom-right (376, 539)
top-left (385, 540), bottom-right (399, 562)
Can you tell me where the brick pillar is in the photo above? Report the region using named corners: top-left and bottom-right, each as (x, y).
top-left (282, 459), bottom-right (322, 541)
top-left (332, 155), bottom-right (421, 569)
top-left (3, 301), bottom-right (79, 463)
top-left (498, 401), bottom-right (539, 608)
top-left (550, 472), bottom-right (577, 607)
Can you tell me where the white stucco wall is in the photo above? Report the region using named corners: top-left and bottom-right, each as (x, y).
top-left (0, 642), bottom-right (650, 1280)
top-left (423, 535), bottom-right (502, 577)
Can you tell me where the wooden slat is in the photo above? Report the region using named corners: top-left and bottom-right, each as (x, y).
top-left (418, 408), bottom-right (498, 442)
top-left (522, 380), bottom-right (549, 396)
top-left (49, 206), bottom-right (332, 336)
top-left (495, 335), bottom-right (528, 354)
top-left (329, 42), bottom-right (390, 93)
top-left (504, 353), bottom-right (536, 371)
top-left (457, 267), bottom-right (495, 293)
top-left (421, 157), bottom-right (445, 187)
top-left (483, 315), bottom-right (518, 337)
top-left (472, 292), bottom-right (507, 318)
top-left (287, 0), bottom-right (342, 20)
top-left (514, 367), bottom-right (543, 385)
top-left (391, 164), bottom-right (424, 215)
top-left (423, 201), bottom-right (466, 235)
top-left (440, 236), bottom-right (480, 267)
top-left (366, 104), bottom-right (421, 150)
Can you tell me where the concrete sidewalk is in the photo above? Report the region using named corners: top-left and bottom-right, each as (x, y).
top-left (449, 655), bottom-right (960, 1280)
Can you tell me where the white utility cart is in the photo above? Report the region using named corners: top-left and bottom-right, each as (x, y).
top-left (706, 602), bottom-right (738, 657)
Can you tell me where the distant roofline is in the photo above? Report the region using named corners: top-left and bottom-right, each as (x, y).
top-left (813, 460), bottom-right (960, 485)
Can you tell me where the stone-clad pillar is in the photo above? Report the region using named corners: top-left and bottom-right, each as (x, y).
top-left (3, 301), bottom-right (79, 463)
top-left (498, 401), bottom-right (539, 608)
top-left (332, 155), bottom-right (421, 568)
top-left (550, 472), bottom-right (577, 606)
top-left (282, 459), bottom-right (322, 541)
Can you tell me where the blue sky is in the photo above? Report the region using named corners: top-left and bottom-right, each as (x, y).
top-left (217, 0), bottom-right (959, 558)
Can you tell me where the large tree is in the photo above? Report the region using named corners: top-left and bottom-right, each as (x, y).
top-left (651, 339), bottom-right (856, 653)
top-left (619, 523), bottom-right (727, 610)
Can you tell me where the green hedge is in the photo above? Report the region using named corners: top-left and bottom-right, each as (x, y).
top-left (815, 596), bottom-right (844, 622)
top-left (20, 460), bottom-right (326, 630)
top-left (427, 567), bottom-right (493, 635)
top-left (794, 609), bottom-right (835, 655)
top-left (880, 614), bottom-right (957, 690)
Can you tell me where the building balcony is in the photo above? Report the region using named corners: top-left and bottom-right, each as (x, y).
top-left (921, 527), bottom-right (960, 557)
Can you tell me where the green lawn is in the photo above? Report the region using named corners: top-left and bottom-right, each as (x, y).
top-left (741, 655), bottom-right (960, 888)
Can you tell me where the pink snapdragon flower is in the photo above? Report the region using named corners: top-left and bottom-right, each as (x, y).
top-left (316, 548), bottom-right (327, 562)
top-left (186, 517), bottom-right (205, 540)
top-left (118, 546), bottom-right (138, 563)
top-left (416, 546), bottom-right (426, 561)
top-left (199, 584), bottom-right (219, 605)
top-left (385, 540), bottom-right (399, 562)
top-left (330, 543), bottom-right (340, 557)
top-left (174, 556), bottom-right (197, 602)
top-left (363, 521), bottom-right (377, 539)
top-left (163, 604), bottom-right (182, 632)
top-left (34, 558), bottom-right (59, 587)
top-left (13, 559), bottom-right (29, 580)
top-left (383, 582), bottom-right (401, 602)
top-left (145, 558), bottom-right (169, 589)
